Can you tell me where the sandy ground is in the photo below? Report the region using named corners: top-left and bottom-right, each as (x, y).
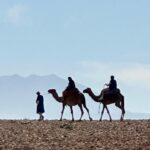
top-left (0, 120), bottom-right (150, 150)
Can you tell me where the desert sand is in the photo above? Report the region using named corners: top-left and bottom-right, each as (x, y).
top-left (0, 120), bottom-right (149, 150)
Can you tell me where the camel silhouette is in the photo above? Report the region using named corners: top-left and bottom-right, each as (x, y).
top-left (83, 88), bottom-right (125, 121)
top-left (48, 89), bottom-right (92, 121)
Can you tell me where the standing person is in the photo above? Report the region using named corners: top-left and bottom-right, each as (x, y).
top-left (36, 91), bottom-right (45, 121)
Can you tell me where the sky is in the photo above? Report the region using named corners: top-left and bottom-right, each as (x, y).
top-left (0, 0), bottom-right (150, 114)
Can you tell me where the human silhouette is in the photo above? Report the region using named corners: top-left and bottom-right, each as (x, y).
top-left (65, 77), bottom-right (76, 91)
top-left (36, 91), bottom-right (45, 121)
top-left (63, 77), bottom-right (79, 100)
top-left (99, 75), bottom-right (119, 101)
top-left (105, 75), bottom-right (117, 92)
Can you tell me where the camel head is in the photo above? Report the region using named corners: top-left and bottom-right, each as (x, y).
top-left (48, 89), bottom-right (56, 94)
top-left (83, 88), bottom-right (92, 94)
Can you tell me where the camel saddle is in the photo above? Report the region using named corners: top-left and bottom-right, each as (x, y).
top-left (63, 88), bottom-right (80, 98)
top-left (101, 88), bottom-right (120, 96)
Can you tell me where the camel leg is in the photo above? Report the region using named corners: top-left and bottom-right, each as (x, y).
top-left (115, 102), bottom-right (123, 121)
top-left (78, 105), bottom-right (84, 121)
top-left (119, 95), bottom-right (125, 121)
top-left (83, 103), bottom-right (92, 121)
top-left (60, 104), bottom-right (65, 121)
top-left (120, 109), bottom-right (125, 121)
top-left (115, 100), bottom-right (125, 121)
top-left (121, 98), bottom-right (125, 121)
top-left (105, 106), bottom-right (112, 121)
top-left (70, 106), bottom-right (74, 121)
top-left (99, 105), bottom-right (105, 121)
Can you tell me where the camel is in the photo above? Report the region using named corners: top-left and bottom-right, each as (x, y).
top-left (48, 89), bottom-right (92, 121)
top-left (83, 88), bottom-right (125, 121)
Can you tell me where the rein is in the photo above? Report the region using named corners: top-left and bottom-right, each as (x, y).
top-left (42, 93), bottom-right (49, 96)
top-left (98, 102), bottom-right (101, 114)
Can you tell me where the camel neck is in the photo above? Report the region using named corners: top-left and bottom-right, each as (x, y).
top-left (51, 92), bottom-right (62, 103)
top-left (87, 91), bottom-right (100, 102)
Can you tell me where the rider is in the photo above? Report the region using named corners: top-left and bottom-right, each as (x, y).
top-left (105, 75), bottom-right (117, 93)
top-left (99, 75), bottom-right (118, 101)
top-left (65, 77), bottom-right (76, 91)
top-left (64, 77), bottom-right (79, 98)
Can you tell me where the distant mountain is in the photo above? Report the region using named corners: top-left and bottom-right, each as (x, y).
top-left (0, 74), bottom-right (149, 120)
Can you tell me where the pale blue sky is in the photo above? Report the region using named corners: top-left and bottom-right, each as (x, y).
top-left (0, 0), bottom-right (150, 113)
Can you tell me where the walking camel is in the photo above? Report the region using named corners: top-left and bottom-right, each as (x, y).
top-left (48, 89), bottom-right (92, 121)
top-left (83, 88), bottom-right (125, 121)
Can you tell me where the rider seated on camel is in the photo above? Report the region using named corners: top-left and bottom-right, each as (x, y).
top-left (63, 77), bottom-right (80, 98)
top-left (66, 77), bottom-right (76, 91)
top-left (105, 75), bottom-right (117, 93)
top-left (99, 75), bottom-right (120, 100)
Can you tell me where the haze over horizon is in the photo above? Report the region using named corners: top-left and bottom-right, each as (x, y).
top-left (0, 74), bottom-right (149, 120)
top-left (0, 1), bottom-right (150, 115)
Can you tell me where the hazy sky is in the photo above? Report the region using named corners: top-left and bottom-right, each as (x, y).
top-left (0, 0), bottom-right (150, 113)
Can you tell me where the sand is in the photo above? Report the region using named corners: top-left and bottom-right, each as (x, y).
top-left (0, 120), bottom-right (150, 150)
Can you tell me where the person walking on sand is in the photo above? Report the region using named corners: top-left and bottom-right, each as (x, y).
top-left (36, 91), bottom-right (45, 121)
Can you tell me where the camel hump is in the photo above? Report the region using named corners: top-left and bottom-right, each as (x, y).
top-left (101, 88), bottom-right (120, 95)
top-left (63, 88), bottom-right (80, 97)
top-left (112, 88), bottom-right (120, 94)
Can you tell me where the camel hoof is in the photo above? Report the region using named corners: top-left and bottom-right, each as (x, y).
top-left (99, 119), bottom-right (102, 122)
top-left (90, 118), bottom-right (93, 121)
top-left (59, 119), bottom-right (62, 121)
top-left (120, 118), bottom-right (123, 121)
top-left (76, 119), bottom-right (82, 122)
